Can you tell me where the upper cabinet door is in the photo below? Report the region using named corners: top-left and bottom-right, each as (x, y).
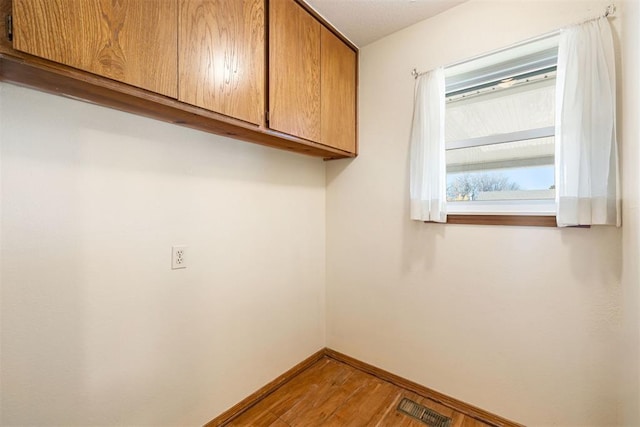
top-left (269, 0), bottom-right (321, 142)
top-left (321, 27), bottom-right (357, 153)
top-left (178, 0), bottom-right (265, 125)
top-left (13, 0), bottom-right (178, 98)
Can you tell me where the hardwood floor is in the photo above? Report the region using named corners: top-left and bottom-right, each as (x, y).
top-left (226, 357), bottom-right (493, 426)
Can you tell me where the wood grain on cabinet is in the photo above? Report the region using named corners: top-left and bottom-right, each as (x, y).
top-left (2, 0), bottom-right (357, 159)
top-left (321, 26), bottom-right (357, 153)
top-left (178, 0), bottom-right (264, 125)
top-left (12, 0), bottom-right (177, 97)
top-left (269, 0), bottom-right (321, 142)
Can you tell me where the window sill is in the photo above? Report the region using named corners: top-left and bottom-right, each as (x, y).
top-left (444, 214), bottom-right (557, 227)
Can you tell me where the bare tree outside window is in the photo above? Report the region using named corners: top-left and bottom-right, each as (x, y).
top-left (447, 173), bottom-right (521, 201)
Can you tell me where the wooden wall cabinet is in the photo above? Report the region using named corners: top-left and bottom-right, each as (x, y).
top-left (1, 0), bottom-right (357, 159)
top-left (179, 0), bottom-right (265, 126)
top-left (320, 27), bottom-right (357, 153)
top-left (269, 0), bottom-right (357, 153)
top-left (269, 0), bottom-right (321, 142)
top-left (13, 0), bottom-right (178, 98)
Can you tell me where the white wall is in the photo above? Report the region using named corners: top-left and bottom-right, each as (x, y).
top-left (326, 1), bottom-right (628, 425)
top-left (620, 0), bottom-right (640, 424)
top-left (0, 83), bottom-right (326, 426)
top-left (3, 2), bottom-right (638, 425)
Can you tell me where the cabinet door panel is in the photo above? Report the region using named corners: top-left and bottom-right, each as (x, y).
top-left (13, 0), bottom-right (177, 98)
top-left (321, 27), bottom-right (356, 153)
top-left (179, 0), bottom-right (264, 125)
top-left (269, 0), bottom-right (320, 142)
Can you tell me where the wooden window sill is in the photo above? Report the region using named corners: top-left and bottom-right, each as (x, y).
top-left (444, 215), bottom-right (558, 227)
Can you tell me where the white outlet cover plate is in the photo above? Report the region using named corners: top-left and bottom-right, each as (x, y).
top-left (172, 245), bottom-right (187, 270)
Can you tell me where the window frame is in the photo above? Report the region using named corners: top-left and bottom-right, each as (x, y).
top-left (442, 39), bottom-right (560, 224)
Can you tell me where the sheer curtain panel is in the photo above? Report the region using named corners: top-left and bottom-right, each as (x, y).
top-left (409, 68), bottom-right (447, 222)
top-left (555, 17), bottom-right (620, 226)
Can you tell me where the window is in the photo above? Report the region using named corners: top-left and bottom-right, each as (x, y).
top-left (444, 36), bottom-right (559, 216)
top-left (410, 19), bottom-right (618, 227)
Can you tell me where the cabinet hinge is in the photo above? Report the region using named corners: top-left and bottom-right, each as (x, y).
top-left (5, 14), bottom-right (12, 42)
top-left (265, 111), bottom-right (270, 124)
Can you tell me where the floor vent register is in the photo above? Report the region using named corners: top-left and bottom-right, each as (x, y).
top-left (396, 397), bottom-right (452, 427)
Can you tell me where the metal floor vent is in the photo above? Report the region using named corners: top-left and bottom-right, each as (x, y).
top-left (397, 397), bottom-right (452, 427)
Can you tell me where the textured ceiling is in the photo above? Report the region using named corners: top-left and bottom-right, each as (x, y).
top-left (305, 0), bottom-right (467, 47)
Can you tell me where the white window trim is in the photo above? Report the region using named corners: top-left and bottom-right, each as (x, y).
top-left (446, 126), bottom-right (555, 151)
top-left (446, 199), bottom-right (556, 216)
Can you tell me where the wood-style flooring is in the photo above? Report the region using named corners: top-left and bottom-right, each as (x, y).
top-left (226, 357), bottom-right (492, 427)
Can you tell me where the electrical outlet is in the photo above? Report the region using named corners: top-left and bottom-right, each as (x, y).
top-left (172, 245), bottom-right (187, 269)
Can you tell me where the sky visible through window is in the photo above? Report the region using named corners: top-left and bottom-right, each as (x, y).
top-left (447, 164), bottom-right (555, 201)
top-left (447, 165), bottom-right (554, 190)
top-left (505, 165), bottom-right (554, 189)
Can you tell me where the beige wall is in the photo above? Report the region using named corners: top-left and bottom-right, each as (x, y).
top-left (620, 0), bottom-right (640, 424)
top-left (2, 1), bottom-right (638, 426)
top-left (326, 1), bottom-right (627, 425)
top-left (0, 83), bottom-right (326, 425)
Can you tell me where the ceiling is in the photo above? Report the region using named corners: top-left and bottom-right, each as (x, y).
top-left (305, 0), bottom-right (467, 47)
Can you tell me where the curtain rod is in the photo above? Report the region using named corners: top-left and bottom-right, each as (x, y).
top-left (410, 3), bottom-right (616, 79)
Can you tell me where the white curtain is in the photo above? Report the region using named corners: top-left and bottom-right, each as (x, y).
top-left (555, 17), bottom-right (620, 226)
top-left (409, 68), bottom-right (447, 222)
